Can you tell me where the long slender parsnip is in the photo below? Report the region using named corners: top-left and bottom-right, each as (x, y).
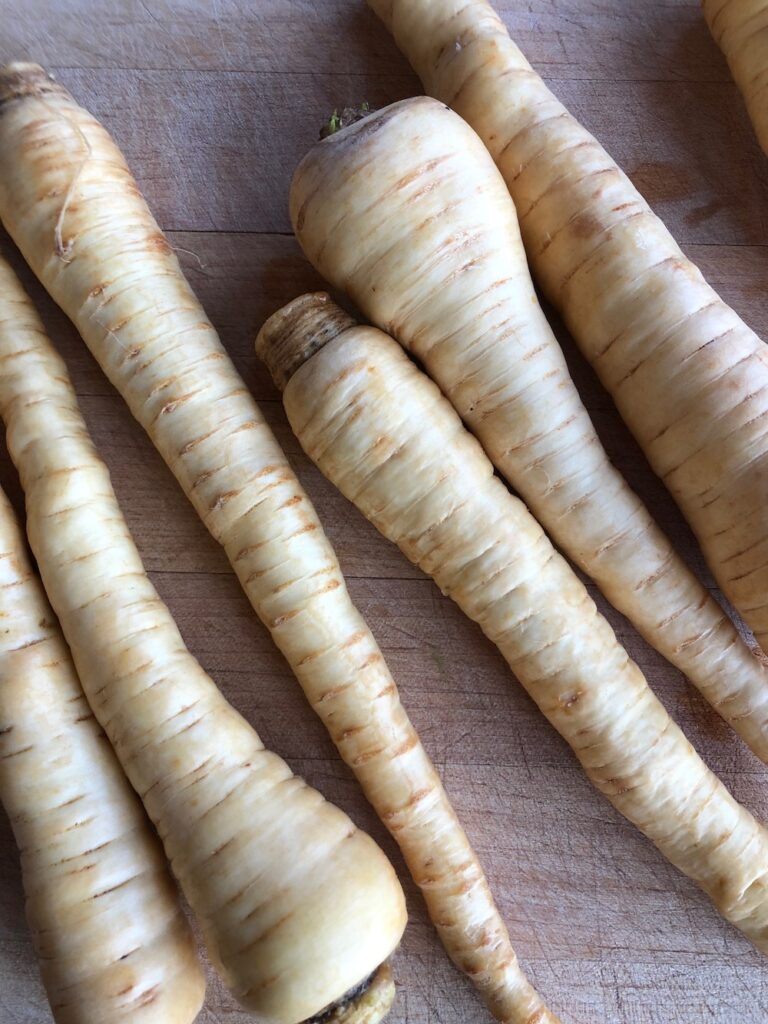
top-left (259, 293), bottom-right (768, 957)
top-left (290, 96), bottom-right (768, 763)
top-left (0, 488), bottom-right (203, 1024)
top-left (367, 0), bottom-right (768, 654)
top-left (0, 260), bottom-right (406, 1024)
top-left (0, 69), bottom-right (554, 1024)
top-left (705, 0), bottom-right (768, 155)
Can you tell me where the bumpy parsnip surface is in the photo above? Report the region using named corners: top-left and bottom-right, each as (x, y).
top-left (261, 292), bottom-right (768, 958)
top-left (0, 482), bottom-right (203, 1024)
top-left (366, 0), bottom-right (768, 653)
top-left (0, 257), bottom-right (406, 1024)
top-left (0, 65), bottom-right (551, 1024)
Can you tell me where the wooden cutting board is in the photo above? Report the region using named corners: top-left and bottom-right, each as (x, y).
top-left (2, 2), bottom-right (768, 1022)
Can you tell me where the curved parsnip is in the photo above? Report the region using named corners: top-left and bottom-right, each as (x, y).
top-left (0, 65), bottom-right (556, 1024)
top-left (290, 96), bottom-right (768, 763)
top-left (704, 0), bottom-right (768, 155)
top-left (0, 259), bottom-right (406, 1024)
top-left (367, 0), bottom-right (768, 654)
top-left (0, 488), bottom-right (203, 1024)
top-left (260, 293), bottom-right (768, 957)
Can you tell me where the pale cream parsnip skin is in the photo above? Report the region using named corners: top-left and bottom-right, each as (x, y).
top-left (367, 0), bottom-right (768, 654)
top-left (0, 67), bottom-right (548, 1024)
top-left (290, 97), bottom-right (768, 763)
top-left (258, 301), bottom-right (563, 1024)
top-left (704, 0), bottom-right (768, 155)
top-left (0, 259), bottom-right (406, 1024)
top-left (263, 293), bottom-right (768, 957)
top-left (0, 487), bottom-right (203, 1024)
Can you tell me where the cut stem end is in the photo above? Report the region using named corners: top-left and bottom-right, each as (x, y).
top-left (256, 293), bottom-right (357, 391)
top-left (303, 961), bottom-right (396, 1024)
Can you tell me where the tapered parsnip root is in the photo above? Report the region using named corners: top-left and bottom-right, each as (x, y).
top-left (704, 0), bottom-right (768, 155)
top-left (366, 0), bottom-right (768, 655)
top-left (0, 64), bottom-right (559, 1024)
top-left (0, 488), bottom-right (203, 1024)
top-left (260, 293), bottom-right (768, 957)
top-left (0, 257), bottom-right (406, 1024)
top-left (289, 96), bottom-right (768, 763)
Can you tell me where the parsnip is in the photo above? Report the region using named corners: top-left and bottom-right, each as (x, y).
top-left (289, 95), bottom-right (768, 763)
top-left (259, 292), bottom-right (768, 957)
top-left (0, 68), bottom-right (555, 1024)
top-left (704, 0), bottom-right (768, 155)
top-left (367, 0), bottom-right (768, 654)
top-left (0, 257), bottom-right (406, 1024)
top-left (0, 487), bottom-right (203, 1024)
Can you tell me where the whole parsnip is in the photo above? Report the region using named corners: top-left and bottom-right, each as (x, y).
top-left (259, 292), bottom-right (768, 960)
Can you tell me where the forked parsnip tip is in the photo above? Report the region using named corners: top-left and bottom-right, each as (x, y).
top-left (305, 962), bottom-right (395, 1024)
top-left (0, 62), bottom-right (63, 107)
top-left (256, 292), bottom-right (357, 390)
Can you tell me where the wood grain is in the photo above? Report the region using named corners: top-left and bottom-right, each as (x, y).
top-left (20, 67), bottom-right (767, 241)
top-left (1, 2), bottom-right (768, 1023)
top-left (2, 0), bottom-right (750, 82)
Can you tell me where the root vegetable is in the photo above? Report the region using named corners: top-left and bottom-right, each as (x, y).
top-left (704, 0), bottom-right (768, 155)
top-left (367, 0), bottom-right (768, 655)
top-left (289, 95), bottom-right (768, 763)
top-left (0, 487), bottom-right (203, 1024)
top-left (0, 255), bottom-right (406, 1024)
top-left (258, 292), bottom-right (768, 957)
top-left (0, 66), bottom-right (552, 1024)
